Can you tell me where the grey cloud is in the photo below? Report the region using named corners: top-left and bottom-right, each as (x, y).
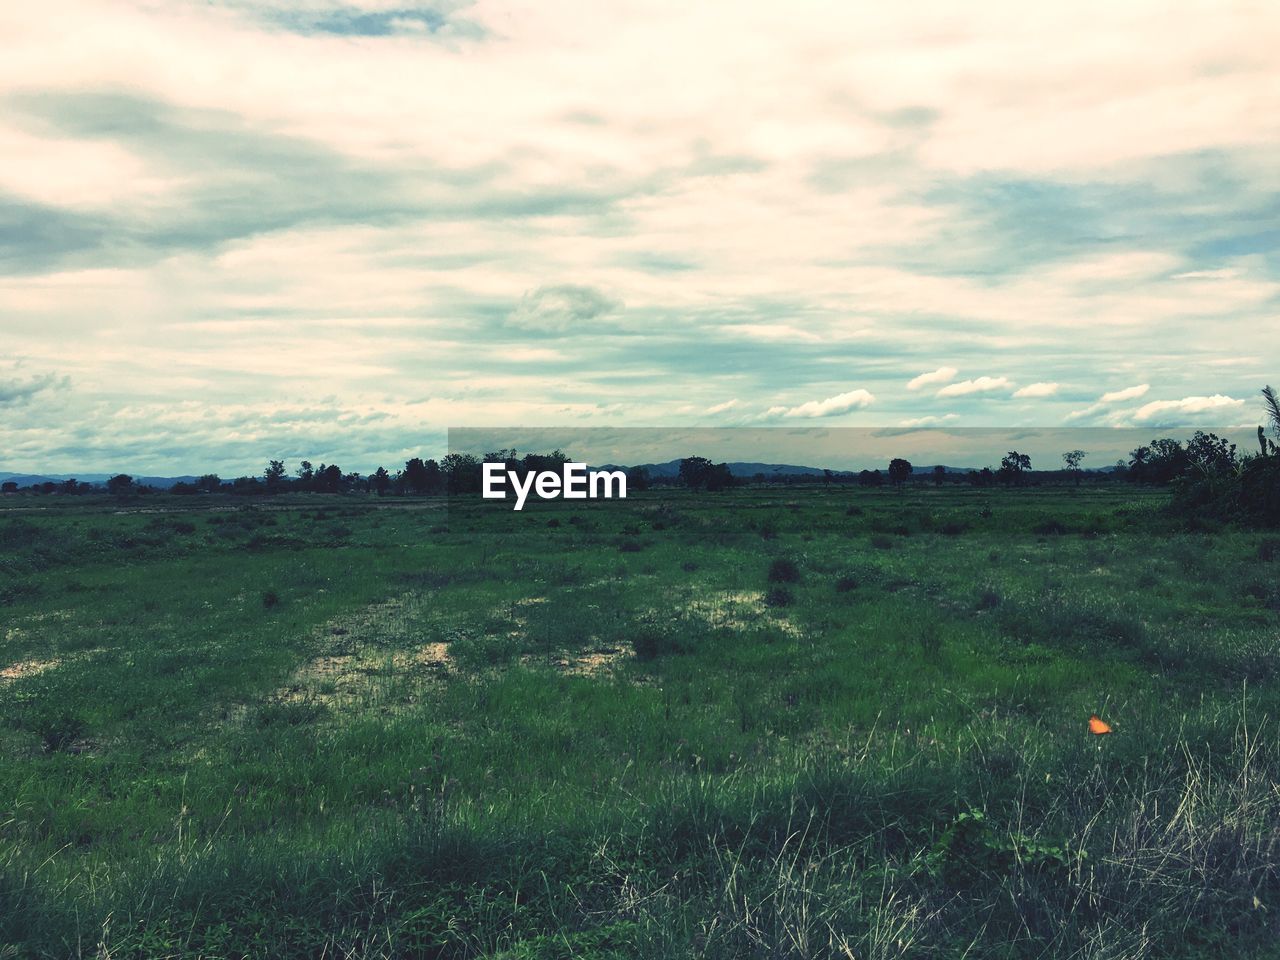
top-left (0, 372), bottom-right (68, 405)
top-left (507, 285), bottom-right (622, 333)
top-left (0, 91), bottom-right (651, 275)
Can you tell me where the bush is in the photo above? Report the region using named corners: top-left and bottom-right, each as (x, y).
top-left (870, 534), bottom-right (893, 550)
top-left (767, 557), bottom-right (800, 583)
top-left (835, 576), bottom-right (858, 593)
top-left (763, 586), bottom-right (793, 607)
top-left (631, 625), bottom-right (684, 661)
top-left (975, 586), bottom-right (1002, 610)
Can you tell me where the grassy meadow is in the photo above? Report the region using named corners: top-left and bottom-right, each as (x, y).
top-left (3, 485), bottom-right (1280, 958)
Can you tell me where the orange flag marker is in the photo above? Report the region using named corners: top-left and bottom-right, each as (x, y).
top-left (1088, 714), bottom-right (1112, 736)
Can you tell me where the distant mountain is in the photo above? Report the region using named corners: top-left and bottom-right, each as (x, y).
top-left (593, 459), bottom-right (987, 478)
top-left (0, 472), bottom-right (200, 490)
top-left (594, 459), bottom-right (842, 478)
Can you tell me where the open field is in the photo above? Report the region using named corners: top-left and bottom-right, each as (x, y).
top-left (3, 486), bottom-right (1280, 958)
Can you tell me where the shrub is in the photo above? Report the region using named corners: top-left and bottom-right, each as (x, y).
top-left (764, 586), bottom-right (793, 607)
top-left (975, 586), bottom-right (1002, 610)
top-left (262, 590), bottom-right (281, 609)
top-left (1258, 538), bottom-right (1280, 562)
top-left (619, 540), bottom-right (644, 553)
top-left (940, 521), bottom-right (968, 536)
top-left (631, 625), bottom-right (684, 661)
top-left (835, 576), bottom-right (858, 593)
top-left (870, 534), bottom-right (893, 550)
top-left (767, 557), bottom-right (800, 583)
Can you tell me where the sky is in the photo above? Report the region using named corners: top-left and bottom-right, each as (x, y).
top-left (2, 0), bottom-right (1278, 476)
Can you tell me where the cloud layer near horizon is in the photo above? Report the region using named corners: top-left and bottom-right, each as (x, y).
top-left (2, 1), bottom-right (1278, 474)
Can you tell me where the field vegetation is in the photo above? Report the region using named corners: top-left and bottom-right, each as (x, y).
top-left (3, 483), bottom-right (1280, 958)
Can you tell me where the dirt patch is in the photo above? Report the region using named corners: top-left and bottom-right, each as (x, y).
top-left (0, 658), bottom-right (60, 682)
top-left (268, 593), bottom-right (456, 711)
top-left (684, 590), bottom-right (803, 637)
top-left (523, 646), bottom-right (629, 677)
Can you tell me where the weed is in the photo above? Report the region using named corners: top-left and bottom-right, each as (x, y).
top-left (767, 557), bottom-right (801, 583)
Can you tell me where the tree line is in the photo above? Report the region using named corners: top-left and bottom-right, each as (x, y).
top-left (5, 387), bottom-right (1277, 524)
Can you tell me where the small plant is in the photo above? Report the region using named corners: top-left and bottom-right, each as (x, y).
top-left (631, 624), bottom-right (683, 661)
top-left (619, 540), bottom-right (644, 553)
top-left (975, 586), bottom-right (1002, 610)
top-left (871, 534), bottom-right (893, 550)
top-left (767, 557), bottom-right (800, 583)
top-left (917, 623), bottom-right (943, 657)
top-left (262, 590), bottom-right (281, 608)
top-left (36, 711), bottom-right (86, 753)
top-left (835, 576), bottom-right (858, 593)
top-left (940, 521), bottom-right (968, 536)
top-left (546, 518), bottom-right (560, 528)
top-left (764, 586), bottom-right (793, 607)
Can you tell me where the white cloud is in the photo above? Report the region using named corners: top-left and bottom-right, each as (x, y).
top-left (768, 389), bottom-right (876, 419)
top-left (1101, 384), bottom-right (1150, 403)
top-left (936, 376), bottom-right (1012, 398)
top-left (1, 1), bottom-right (1278, 470)
top-left (907, 366), bottom-right (957, 390)
top-left (1066, 383), bottom-right (1152, 422)
top-left (706, 398), bottom-right (739, 414)
top-left (899, 414), bottom-right (959, 427)
top-left (1013, 382), bottom-right (1059, 398)
top-left (1132, 394), bottom-right (1246, 423)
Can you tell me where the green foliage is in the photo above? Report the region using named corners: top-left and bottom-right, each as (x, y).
top-left (4, 485), bottom-right (1280, 957)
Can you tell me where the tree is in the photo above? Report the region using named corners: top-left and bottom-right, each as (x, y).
top-left (703, 462), bottom-right (734, 492)
top-left (440, 453), bottom-right (481, 494)
top-left (627, 466), bottom-right (651, 491)
top-left (998, 451), bottom-right (1031, 486)
top-left (967, 467), bottom-right (996, 487)
top-left (264, 460), bottom-right (287, 492)
top-left (932, 465), bottom-right (946, 486)
top-left (402, 457), bottom-right (435, 494)
top-left (315, 463), bottom-right (343, 493)
top-left (888, 458), bottom-right (912, 489)
top-left (1062, 450), bottom-right (1087, 486)
top-left (1, 481), bottom-right (16, 494)
top-left (297, 461), bottom-right (314, 484)
top-left (371, 466), bottom-right (391, 496)
top-left (1185, 431), bottom-right (1237, 475)
top-left (197, 474), bottom-right (221, 493)
top-left (857, 469), bottom-right (883, 488)
top-left (679, 457), bottom-right (714, 489)
top-left (1259, 385), bottom-right (1280, 456)
top-left (107, 474), bottom-right (133, 495)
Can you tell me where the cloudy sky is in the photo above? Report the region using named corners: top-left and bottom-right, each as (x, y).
top-left (2, 0), bottom-right (1278, 475)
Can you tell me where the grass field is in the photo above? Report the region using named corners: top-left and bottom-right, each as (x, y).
top-left (3, 485), bottom-right (1280, 958)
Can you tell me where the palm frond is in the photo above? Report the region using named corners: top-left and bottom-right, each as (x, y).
top-left (1263, 385), bottom-right (1280, 436)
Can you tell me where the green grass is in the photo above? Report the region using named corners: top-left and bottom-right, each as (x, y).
top-left (2, 485), bottom-right (1280, 957)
